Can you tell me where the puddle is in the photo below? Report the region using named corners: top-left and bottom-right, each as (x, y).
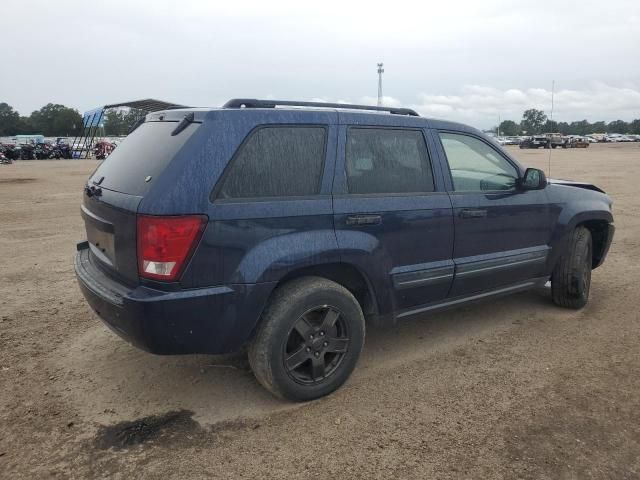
top-left (94, 410), bottom-right (199, 449)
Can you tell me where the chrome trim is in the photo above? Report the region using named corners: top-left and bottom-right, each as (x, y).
top-left (392, 265), bottom-right (455, 290)
top-left (455, 249), bottom-right (548, 278)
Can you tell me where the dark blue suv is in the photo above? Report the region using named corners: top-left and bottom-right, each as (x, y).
top-left (75, 99), bottom-right (614, 401)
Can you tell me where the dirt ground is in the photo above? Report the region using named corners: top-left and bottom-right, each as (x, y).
top-left (1, 143), bottom-right (639, 479)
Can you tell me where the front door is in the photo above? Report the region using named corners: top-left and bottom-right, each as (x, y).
top-left (333, 120), bottom-right (454, 314)
top-left (434, 130), bottom-right (555, 297)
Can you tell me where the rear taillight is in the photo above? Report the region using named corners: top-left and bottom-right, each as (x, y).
top-left (137, 215), bottom-right (207, 281)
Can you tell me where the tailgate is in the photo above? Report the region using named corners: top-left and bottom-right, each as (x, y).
top-left (81, 188), bottom-right (142, 285)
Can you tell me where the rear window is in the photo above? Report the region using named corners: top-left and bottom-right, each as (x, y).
top-left (215, 126), bottom-right (326, 199)
top-left (90, 121), bottom-right (199, 196)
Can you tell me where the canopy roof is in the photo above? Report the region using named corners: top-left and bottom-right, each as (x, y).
top-left (102, 98), bottom-right (186, 111)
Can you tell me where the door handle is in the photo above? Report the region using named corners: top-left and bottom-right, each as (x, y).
top-left (460, 208), bottom-right (487, 219)
top-left (346, 215), bottom-right (382, 226)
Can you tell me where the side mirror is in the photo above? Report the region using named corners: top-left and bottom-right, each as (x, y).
top-left (519, 168), bottom-right (547, 190)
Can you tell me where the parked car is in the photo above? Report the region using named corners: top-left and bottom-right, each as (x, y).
top-left (0, 149), bottom-right (11, 164)
top-left (75, 99), bottom-right (615, 401)
top-left (606, 134), bottom-right (635, 142)
top-left (565, 137), bottom-right (590, 148)
top-left (519, 135), bottom-right (550, 148)
top-left (545, 133), bottom-right (566, 149)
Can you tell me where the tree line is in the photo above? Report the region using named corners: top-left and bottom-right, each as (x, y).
top-left (0, 102), bottom-right (83, 137)
top-left (0, 102), bottom-right (145, 137)
top-left (499, 109), bottom-right (640, 136)
top-left (3, 101), bottom-right (640, 139)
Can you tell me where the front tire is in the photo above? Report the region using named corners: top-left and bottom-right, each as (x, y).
top-left (249, 276), bottom-right (365, 401)
top-left (551, 226), bottom-right (592, 309)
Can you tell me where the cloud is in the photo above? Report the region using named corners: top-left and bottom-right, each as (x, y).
top-left (359, 96), bottom-right (402, 107)
top-left (308, 83), bottom-right (640, 128)
top-left (410, 83), bottom-right (640, 126)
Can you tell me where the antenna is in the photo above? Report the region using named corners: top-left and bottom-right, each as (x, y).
top-left (547, 80), bottom-right (555, 177)
top-left (377, 63), bottom-right (384, 106)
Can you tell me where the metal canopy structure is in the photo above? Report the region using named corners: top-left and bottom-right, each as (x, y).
top-left (73, 98), bottom-right (187, 159)
top-left (102, 98), bottom-right (186, 111)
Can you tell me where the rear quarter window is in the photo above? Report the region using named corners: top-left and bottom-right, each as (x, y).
top-left (215, 126), bottom-right (327, 200)
top-left (90, 121), bottom-right (199, 196)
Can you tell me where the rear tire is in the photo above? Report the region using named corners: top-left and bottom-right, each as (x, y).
top-left (551, 226), bottom-right (592, 309)
top-left (249, 276), bottom-right (365, 401)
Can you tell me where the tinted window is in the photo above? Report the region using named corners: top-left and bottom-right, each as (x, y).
top-left (90, 121), bottom-right (199, 196)
top-left (439, 133), bottom-right (518, 191)
top-left (346, 128), bottom-right (434, 194)
top-left (217, 126), bottom-right (326, 199)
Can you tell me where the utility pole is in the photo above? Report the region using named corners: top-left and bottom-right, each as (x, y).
top-left (547, 80), bottom-right (555, 177)
top-left (377, 63), bottom-right (384, 106)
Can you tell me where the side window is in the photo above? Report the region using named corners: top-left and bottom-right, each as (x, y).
top-left (345, 128), bottom-right (434, 194)
top-left (439, 132), bottom-right (519, 192)
top-left (217, 126), bottom-right (326, 199)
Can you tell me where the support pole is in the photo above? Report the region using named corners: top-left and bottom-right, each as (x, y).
top-left (377, 63), bottom-right (384, 106)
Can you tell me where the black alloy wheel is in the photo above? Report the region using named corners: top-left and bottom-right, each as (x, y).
top-left (283, 306), bottom-right (350, 385)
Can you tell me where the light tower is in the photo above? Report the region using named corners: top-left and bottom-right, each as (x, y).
top-left (377, 63), bottom-right (384, 106)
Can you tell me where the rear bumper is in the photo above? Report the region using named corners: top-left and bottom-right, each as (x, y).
top-left (74, 245), bottom-right (275, 354)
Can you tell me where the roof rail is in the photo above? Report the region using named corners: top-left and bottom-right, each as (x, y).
top-left (223, 98), bottom-right (420, 117)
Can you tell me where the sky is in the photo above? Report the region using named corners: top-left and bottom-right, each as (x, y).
top-left (1, 0), bottom-right (639, 128)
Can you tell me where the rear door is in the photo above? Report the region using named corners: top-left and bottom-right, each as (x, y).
top-left (333, 115), bottom-right (454, 313)
top-left (433, 130), bottom-right (554, 296)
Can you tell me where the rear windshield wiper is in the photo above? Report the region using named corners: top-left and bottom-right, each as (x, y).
top-left (171, 112), bottom-right (195, 136)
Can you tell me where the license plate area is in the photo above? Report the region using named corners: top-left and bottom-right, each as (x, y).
top-left (87, 227), bottom-right (116, 266)
top-left (81, 204), bottom-right (116, 267)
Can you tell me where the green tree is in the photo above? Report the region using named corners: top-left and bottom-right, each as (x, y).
top-left (498, 120), bottom-right (520, 136)
top-left (29, 103), bottom-right (82, 136)
top-left (521, 109), bottom-right (547, 134)
top-left (591, 121), bottom-right (606, 133)
top-left (0, 102), bottom-right (22, 136)
top-left (104, 108), bottom-right (146, 136)
top-left (567, 120), bottom-right (591, 136)
top-left (543, 119), bottom-right (558, 133)
top-left (557, 122), bottom-right (570, 134)
top-left (628, 119), bottom-right (640, 134)
top-left (607, 120), bottom-right (628, 134)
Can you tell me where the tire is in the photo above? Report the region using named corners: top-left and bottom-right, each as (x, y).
top-left (249, 276), bottom-right (365, 401)
top-left (551, 226), bottom-right (592, 309)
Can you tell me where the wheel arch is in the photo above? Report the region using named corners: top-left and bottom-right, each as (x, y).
top-left (277, 263), bottom-right (379, 319)
top-left (549, 208), bottom-right (613, 273)
top-left (557, 209), bottom-right (613, 269)
top-left (245, 262), bottom-right (381, 347)
top-left (577, 219), bottom-right (613, 269)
